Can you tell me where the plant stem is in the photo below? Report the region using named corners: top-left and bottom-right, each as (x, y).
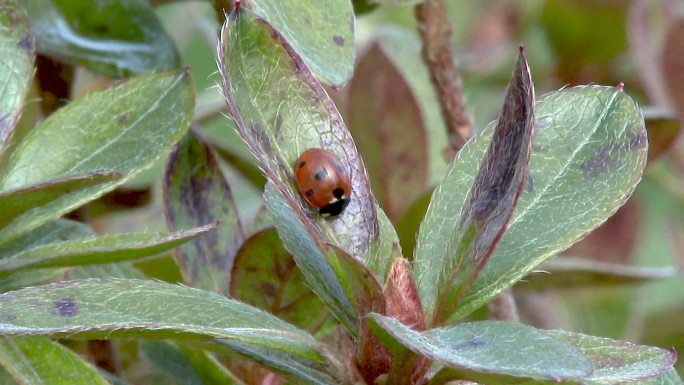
top-left (487, 289), bottom-right (519, 322)
top-left (415, 0), bottom-right (472, 161)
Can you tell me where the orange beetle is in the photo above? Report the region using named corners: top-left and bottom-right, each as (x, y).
top-left (294, 148), bottom-right (352, 217)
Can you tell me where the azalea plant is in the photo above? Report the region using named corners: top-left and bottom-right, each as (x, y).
top-left (0, 0), bottom-right (681, 385)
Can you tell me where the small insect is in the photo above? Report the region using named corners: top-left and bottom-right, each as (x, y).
top-left (294, 148), bottom-right (352, 217)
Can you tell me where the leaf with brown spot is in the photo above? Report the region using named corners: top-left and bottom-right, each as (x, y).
top-left (0, 278), bottom-right (344, 385)
top-left (219, 9), bottom-right (379, 264)
top-left (415, 83), bottom-right (647, 321)
top-left (347, 42), bottom-right (429, 222)
top-left (164, 131), bottom-right (245, 295)
top-left (230, 228), bottom-right (328, 332)
top-left (0, 0), bottom-right (34, 158)
top-left (417, 47), bottom-right (535, 326)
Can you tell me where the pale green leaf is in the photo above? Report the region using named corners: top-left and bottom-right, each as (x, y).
top-left (0, 0), bottom-right (34, 155)
top-left (263, 183), bottom-right (357, 336)
top-left (415, 86), bottom-right (647, 320)
top-left (0, 70), bottom-right (194, 244)
top-left (0, 173), bottom-right (121, 233)
top-left (370, 315), bottom-right (593, 383)
top-left (547, 330), bottom-right (675, 384)
top-left (0, 336), bottom-right (110, 385)
top-left (247, 0), bottom-right (354, 86)
top-left (218, 9), bottom-right (379, 262)
top-left (0, 279), bottom-right (342, 385)
top-left (0, 224), bottom-right (215, 273)
top-left (22, 0), bottom-right (177, 77)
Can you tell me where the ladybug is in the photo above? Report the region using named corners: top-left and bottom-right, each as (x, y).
top-left (295, 148), bottom-right (352, 217)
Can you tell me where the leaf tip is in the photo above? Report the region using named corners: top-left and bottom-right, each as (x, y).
top-left (181, 66), bottom-right (192, 79)
top-left (519, 43), bottom-right (525, 54)
top-left (616, 82), bottom-right (625, 92)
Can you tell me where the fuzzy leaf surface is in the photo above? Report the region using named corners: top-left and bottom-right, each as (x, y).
top-left (246, 0), bottom-right (354, 86)
top-left (415, 85), bottom-right (647, 320)
top-left (21, 0), bottom-right (177, 77)
top-left (164, 132), bottom-right (244, 294)
top-left (369, 315), bottom-right (593, 383)
top-left (415, 48), bottom-right (535, 324)
top-left (263, 183), bottom-right (357, 336)
top-left (0, 336), bottom-right (110, 385)
top-left (0, 224), bottom-right (215, 273)
top-left (546, 330), bottom-right (676, 384)
top-left (0, 173), bottom-right (120, 235)
top-left (0, 279), bottom-right (340, 385)
top-left (0, 70), bottom-right (194, 244)
top-left (0, 0), bottom-right (34, 154)
top-left (218, 9), bottom-right (379, 263)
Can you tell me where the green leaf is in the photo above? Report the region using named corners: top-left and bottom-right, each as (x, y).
top-left (0, 336), bottom-right (110, 385)
top-left (517, 257), bottom-right (676, 290)
top-left (396, 189), bottom-right (432, 260)
top-left (0, 224), bottom-right (215, 273)
top-left (218, 9), bottom-right (379, 262)
top-left (546, 330), bottom-right (676, 384)
top-left (415, 48), bottom-right (535, 325)
top-left (263, 183), bottom-right (357, 336)
top-left (0, 219), bottom-right (94, 292)
top-left (0, 70), bottom-right (194, 244)
top-left (633, 369), bottom-right (684, 385)
top-left (247, 0), bottom-right (354, 86)
top-left (21, 0), bottom-right (178, 77)
top-left (164, 132), bottom-right (245, 294)
top-left (370, 315), bottom-right (593, 383)
top-left (347, 41), bottom-right (428, 221)
top-left (369, 0), bottom-right (424, 5)
top-left (0, 172), bottom-right (121, 233)
top-left (0, 279), bottom-right (343, 385)
top-left (176, 343), bottom-right (245, 385)
top-left (417, 84), bottom-right (648, 320)
top-left (0, 0), bottom-right (34, 155)
top-left (230, 228), bottom-right (328, 332)
top-left (141, 341), bottom-right (214, 385)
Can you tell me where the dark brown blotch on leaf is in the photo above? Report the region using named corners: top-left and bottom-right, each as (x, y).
top-left (54, 297), bottom-right (78, 317)
top-left (333, 35), bottom-right (345, 47)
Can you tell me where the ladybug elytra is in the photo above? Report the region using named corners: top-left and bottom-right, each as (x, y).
top-left (294, 148), bottom-right (352, 217)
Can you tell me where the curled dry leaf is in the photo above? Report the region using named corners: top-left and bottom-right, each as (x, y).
top-left (218, 9), bottom-right (379, 261)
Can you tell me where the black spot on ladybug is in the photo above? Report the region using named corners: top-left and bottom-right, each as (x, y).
top-left (333, 35), bottom-right (345, 47)
top-left (54, 297), bottom-right (78, 317)
top-left (319, 198), bottom-right (350, 217)
top-left (314, 169), bottom-right (328, 180)
top-left (333, 188), bottom-right (345, 199)
top-left (298, 161), bottom-right (306, 168)
top-left (305, 189), bottom-right (314, 197)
